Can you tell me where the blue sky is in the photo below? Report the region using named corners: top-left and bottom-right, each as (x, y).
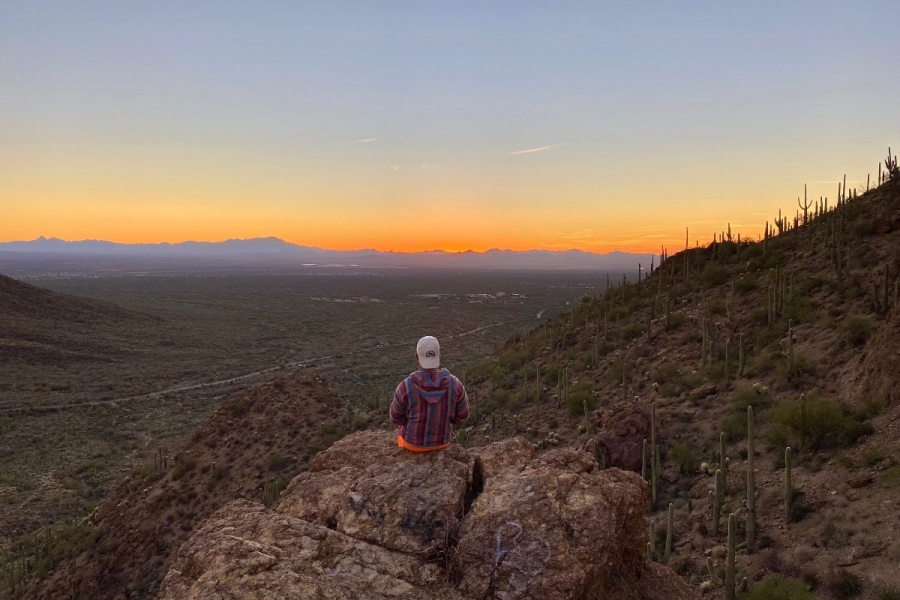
top-left (2, 1), bottom-right (898, 251)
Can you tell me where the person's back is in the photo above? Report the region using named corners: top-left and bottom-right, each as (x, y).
top-left (390, 336), bottom-right (469, 452)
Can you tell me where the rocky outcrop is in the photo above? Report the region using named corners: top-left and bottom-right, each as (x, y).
top-left (585, 404), bottom-right (652, 472)
top-left (158, 431), bottom-right (696, 600)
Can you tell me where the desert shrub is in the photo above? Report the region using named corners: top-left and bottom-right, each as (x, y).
top-left (731, 385), bottom-right (773, 412)
top-left (670, 440), bottom-right (698, 474)
top-left (621, 321), bottom-right (645, 340)
top-left (709, 298), bottom-right (726, 315)
top-left (566, 380), bottom-right (595, 416)
top-left (544, 363), bottom-right (561, 384)
top-left (779, 353), bottom-right (818, 388)
top-left (768, 394), bottom-right (873, 452)
top-left (665, 311), bottom-right (686, 329)
top-left (874, 586), bottom-right (900, 600)
top-left (651, 363), bottom-right (702, 398)
top-left (172, 456), bottom-right (197, 481)
top-left (853, 217), bottom-right (876, 237)
top-left (828, 570), bottom-right (864, 600)
top-left (725, 385), bottom-right (774, 440)
top-left (499, 345), bottom-right (529, 373)
top-left (227, 395), bottom-right (255, 417)
top-left (319, 422), bottom-right (345, 446)
top-left (266, 453), bottom-right (292, 471)
top-left (822, 522), bottom-right (852, 548)
top-left (744, 349), bottom-right (780, 378)
top-left (862, 446), bottom-right (888, 467)
top-left (855, 396), bottom-right (886, 420)
top-left (734, 274), bottom-right (758, 294)
top-left (701, 263), bottom-right (731, 287)
top-left (650, 362), bottom-right (679, 384)
top-left (738, 575), bottom-right (815, 600)
top-left (721, 411), bottom-right (747, 442)
top-left (750, 306), bottom-right (770, 325)
top-left (883, 465), bottom-right (900, 487)
top-left (784, 296), bottom-right (816, 323)
top-left (207, 464), bottom-right (228, 491)
top-left (608, 358), bottom-right (633, 386)
top-left (682, 329), bottom-right (702, 344)
top-left (841, 314), bottom-right (877, 346)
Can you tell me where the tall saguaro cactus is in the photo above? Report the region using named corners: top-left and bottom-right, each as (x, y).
top-left (713, 468), bottom-right (724, 535)
top-left (784, 447), bottom-right (793, 524)
top-left (664, 503), bottom-right (674, 562)
top-left (746, 406), bottom-right (756, 553)
top-left (725, 513), bottom-right (736, 600)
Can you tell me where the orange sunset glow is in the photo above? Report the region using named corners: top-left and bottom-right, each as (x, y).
top-left (2, 4), bottom-right (896, 255)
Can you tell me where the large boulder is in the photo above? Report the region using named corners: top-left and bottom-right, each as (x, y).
top-left (158, 499), bottom-right (468, 600)
top-left (158, 432), bottom-right (697, 600)
top-left (453, 449), bottom-right (649, 600)
top-left (277, 430), bottom-right (473, 556)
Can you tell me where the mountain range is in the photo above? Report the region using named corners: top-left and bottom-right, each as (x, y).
top-left (0, 236), bottom-right (657, 270)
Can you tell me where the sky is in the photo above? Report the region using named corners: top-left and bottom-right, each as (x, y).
top-left (1, 1), bottom-right (898, 253)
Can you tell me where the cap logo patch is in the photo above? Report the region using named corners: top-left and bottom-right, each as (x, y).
top-left (426, 350), bottom-right (436, 357)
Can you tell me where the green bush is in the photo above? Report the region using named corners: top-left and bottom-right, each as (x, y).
top-left (666, 312), bottom-right (686, 329)
top-left (651, 363), bottom-right (702, 398)
top-left (769, 394), bottom-right (873, 452)
top-left (862, 446), bottom-right (888, 467)
top-left (621, 321), bottom-right (645, 340)
top-left (855, 396), bottom-right (886, 420)
top-left (670, 440), bottom-right (698, 474)
top-left (722, 411), bottom-right (747, 442)
top-left (701, 263), bottom-right (731, 287)
top-left (738, 575), bottom-right (815, 600)
top-left (874, 586), bottom-right (900, 600)
top-left (778, 353), bottom-right (818, 388)
top-left (784, 296), bottom-right (816, 323)
top-left (828, 569), bottom-right (864, 600)
top-left (172, 456), bottom-right (197, 481)
top-left (841, 314), bottom-right (877, 346)
top-left (885, 465), bottom-right (900, 488)
top-left (566, 380), bottom-right (596, 416)
top-left (734, 274), bottom-right (758, 294)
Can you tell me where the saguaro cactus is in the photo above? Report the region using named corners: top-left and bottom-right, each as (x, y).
top-left (642, 438), bottom-right (648, 481)
top-left (784, 447), bottom-right (793, 523)
top-left (664, 502), bottom-right (674, 562)
top-left (746, 406), bottom-right (756, 553)
top-left (713, 468), bottom-right (724, 534)
top-left (725, 513), bottom-right (736, 600)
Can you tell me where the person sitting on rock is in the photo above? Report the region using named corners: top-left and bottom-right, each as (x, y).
top-left (390, 335), bottom-right (469, 452)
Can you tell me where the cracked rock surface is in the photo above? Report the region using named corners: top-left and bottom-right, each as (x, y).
top-left (157, 431), bottom-right (696, 600)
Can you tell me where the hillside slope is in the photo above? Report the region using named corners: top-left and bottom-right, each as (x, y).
top-left (454, 175), bottom-right (900, 598)
top-left (10, 369), bottom-right (349, 600)
top-left (0, 273), bottom-right (153, 370)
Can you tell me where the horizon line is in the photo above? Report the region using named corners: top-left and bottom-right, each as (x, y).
top-left (0, 235), bottom-right (662, 257)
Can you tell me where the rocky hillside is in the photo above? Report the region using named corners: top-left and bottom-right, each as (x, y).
top-left (8, 370), bottom-right (350, 600)
top-left (157, 430), bottom-right (694, 600)
top-left (455, 172), bottom-right (900, 598)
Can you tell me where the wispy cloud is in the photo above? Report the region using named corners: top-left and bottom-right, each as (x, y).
top-left (354, 137), bottom-right (377, 143)
top-left (391, 165), bottom-right (401, 171)
top-left (509, 144), bottom-right (561, 155)
top-left (560, 230), bottom-right (594, 240)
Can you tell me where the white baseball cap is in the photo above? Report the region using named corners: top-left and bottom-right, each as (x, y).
top-left (416, 336), bottom-right (441, 369)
